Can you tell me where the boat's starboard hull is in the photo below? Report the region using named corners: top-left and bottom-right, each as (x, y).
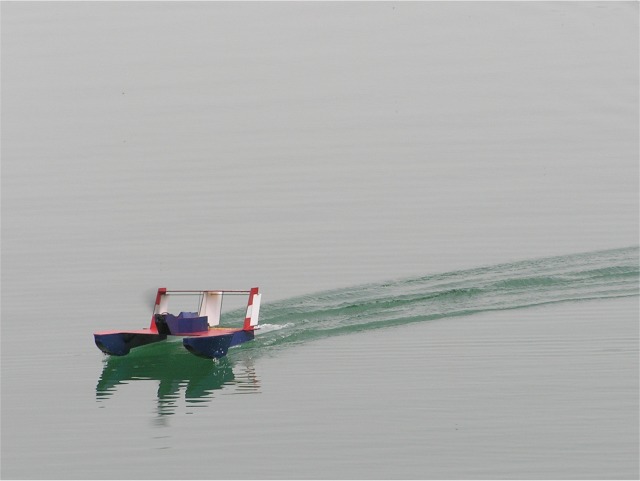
top-left (183, 329), bottom-right (255, 359)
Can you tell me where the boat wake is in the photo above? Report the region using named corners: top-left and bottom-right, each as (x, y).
top-left (255, 323), bottom-right (294, 334)
top-left (239, 246), bottom-right (639, 356)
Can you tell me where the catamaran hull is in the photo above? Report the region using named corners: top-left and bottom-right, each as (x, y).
top-left (183, 330), bottom-right (254, 359)
top-left (94, 331), bottom-right (167, 356)
top-left (94, 330), bottom-right (255, 359)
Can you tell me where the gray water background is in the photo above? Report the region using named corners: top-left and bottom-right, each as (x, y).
top-left (2, 2), bottom-right (638, 479)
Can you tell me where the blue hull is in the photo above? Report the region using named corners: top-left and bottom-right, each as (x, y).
top-left (183, 330), bottom-right (255, 359)
top-left (94, 330), bottom-right (254, 359)
top-left (94, 332), bottom-right (167, 356)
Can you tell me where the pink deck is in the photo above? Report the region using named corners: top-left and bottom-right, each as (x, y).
top-left (188, 327), bottom-right (243, 337)
top-left (93, 327), bottom-right (243, 337)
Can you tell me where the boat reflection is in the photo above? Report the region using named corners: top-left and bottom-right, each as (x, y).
top-left (96, 341), bottom-right (260, 415)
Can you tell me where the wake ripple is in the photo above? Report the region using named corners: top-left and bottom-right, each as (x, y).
top-left (246, 246), bottom-right (639, 352)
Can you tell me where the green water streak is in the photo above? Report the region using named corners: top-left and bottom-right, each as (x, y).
top-left (246, 246), bottom-right (639, 353)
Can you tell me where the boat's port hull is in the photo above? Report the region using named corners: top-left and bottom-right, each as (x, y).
top-left (94, 331), bottom-right (167, 356)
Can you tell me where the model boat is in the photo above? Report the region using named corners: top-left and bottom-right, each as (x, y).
top-left (94, 287), bottom-right (261, 359)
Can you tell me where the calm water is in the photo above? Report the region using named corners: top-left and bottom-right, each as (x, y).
top-left (2, 2), bottom-right (638, 479)
top-left (2, 247), bottom-right (639, 479)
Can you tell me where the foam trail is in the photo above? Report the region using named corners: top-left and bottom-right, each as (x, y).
top-left (240, 246), bottom-right (638, 354)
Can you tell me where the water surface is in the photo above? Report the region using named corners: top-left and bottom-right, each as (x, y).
top-left (2, 2), bottom-right (638, 479)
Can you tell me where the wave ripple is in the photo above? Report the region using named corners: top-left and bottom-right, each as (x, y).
top-left (248, 246), bottom-right (639, 352)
